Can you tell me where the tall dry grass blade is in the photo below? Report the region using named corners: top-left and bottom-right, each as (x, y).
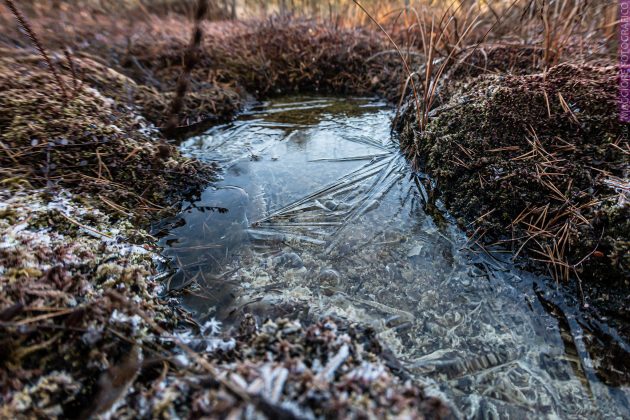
top-left (64, 47), bottom-right (81, 95)
top-left (351, 0), bottom-right (422, 130)
top-left (2, 0), bottom-right (67, 100)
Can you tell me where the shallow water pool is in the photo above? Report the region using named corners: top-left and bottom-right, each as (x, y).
top-left (156, 96), bottom-right (630, 418)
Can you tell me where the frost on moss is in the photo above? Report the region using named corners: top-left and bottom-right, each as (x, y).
top-left (0, 55), bottom-right (214, 225)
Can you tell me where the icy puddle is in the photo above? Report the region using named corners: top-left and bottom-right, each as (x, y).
top-left (157, 97), bottom-right (630, 418)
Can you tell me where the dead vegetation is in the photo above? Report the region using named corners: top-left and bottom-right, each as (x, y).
top-left (0, 191), bottom-right (451, 418)
top-left (400, 63), bottom-right (628, 290)
top-left (0, 0), bottom-right (627, 416)
top-left (390, 0), bottom-right (626, 290)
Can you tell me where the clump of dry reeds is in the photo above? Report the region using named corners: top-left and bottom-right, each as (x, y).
top-left (354, 0), bottom-right (617, 134)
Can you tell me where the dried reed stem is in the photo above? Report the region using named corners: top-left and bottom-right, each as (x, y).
top-left (64, 47), bottom-right (80, 94)
top-left (3, 0), bottom-right (68, 100)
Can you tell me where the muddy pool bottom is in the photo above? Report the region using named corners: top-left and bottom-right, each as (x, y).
top-left (155, 97), bottom-right (630, 418)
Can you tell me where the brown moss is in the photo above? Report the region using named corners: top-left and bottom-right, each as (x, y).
top-left (122, 17), bottom-right (404, 108)
top-left (400, 63), bottom-right (629, 287)
top-left (0, 55), bottom-right (214, 224)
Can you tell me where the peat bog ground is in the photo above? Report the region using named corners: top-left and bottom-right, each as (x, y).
top-left (0, 0), bottom-right (628, 418)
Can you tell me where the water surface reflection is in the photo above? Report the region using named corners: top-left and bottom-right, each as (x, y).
top-left (156, 97), bottom-right (630, 418)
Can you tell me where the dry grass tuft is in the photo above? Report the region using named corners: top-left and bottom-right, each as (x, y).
top-left (125, 16), bottom-right (405, 104)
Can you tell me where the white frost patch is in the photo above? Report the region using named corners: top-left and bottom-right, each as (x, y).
top-left (10, 222), bottom-right (29, 235)
top-left (205, 337), bottom-right (236, 353)
top-left (118, 245), bottom-right (149, 256)
top-left (109, 309), bottom-right (143, 333)
top-left (201, 318), bottom-right (222, 336)
top-left (316, 344), bottom-right (349, 382)
top-left (345, 361), bottom-right (385, 383)
top-left (172, 354), bottom-right (190, 368)
top-left (168, 325), bottom-right (236, 355)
